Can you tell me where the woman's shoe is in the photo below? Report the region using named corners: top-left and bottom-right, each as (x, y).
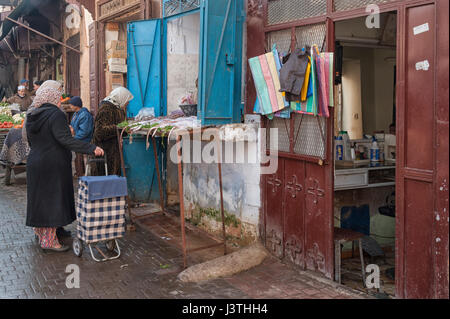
top-left (41, 245), bottom-right (70, 253)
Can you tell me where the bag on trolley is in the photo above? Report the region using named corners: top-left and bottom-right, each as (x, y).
top-left (77, 175), bottom-right (128, 244)
top-left (73, 156), bottom-right (128, 262)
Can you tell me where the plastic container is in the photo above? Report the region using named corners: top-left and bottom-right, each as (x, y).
top-left (370, 137), bottom-right (381, 162)
top-left (335, 136), bottom-right (344, 161)
top-left (339, 131), bottom-right (351, 161)
top-left (122, 135), bottom-right (163, 203)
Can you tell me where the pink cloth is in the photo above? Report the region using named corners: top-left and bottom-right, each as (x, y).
top-left (258, 55), bottom-right (279, 113)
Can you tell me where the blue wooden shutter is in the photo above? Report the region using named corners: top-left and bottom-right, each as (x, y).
top-left (127, 19), bottom-right (163, 118)
top-left (199, 0), bottom-right (244, 125)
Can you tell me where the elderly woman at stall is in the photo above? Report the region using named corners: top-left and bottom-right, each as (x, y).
top-left (92, 87), bottom-right (133, 176)
top-left (26, 81), bottom-right (104, 252)
top-left (7, 86), bottom-right (33, 112)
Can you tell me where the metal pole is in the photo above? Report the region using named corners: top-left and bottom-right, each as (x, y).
top-left (152, 136), bottom-right (165, 214)
top-left (5, 16), bottom-right (82, 54)
top-left (176, 134), bottom-right (187, 268)
top-left (216, 132), bottom-right (227, 255)
top-left (116, 129), bottom-right (135, 229)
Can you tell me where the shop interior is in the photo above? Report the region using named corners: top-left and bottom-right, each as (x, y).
top-left (165, 12), bottom-right (200, 207)
top-left (333, 12), bottom-right (397, 297)
top-left (166, 12), bottom-right (200, 115)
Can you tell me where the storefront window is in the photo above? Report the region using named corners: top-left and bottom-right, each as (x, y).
top-left (164, 0), bottom-right (201, 18)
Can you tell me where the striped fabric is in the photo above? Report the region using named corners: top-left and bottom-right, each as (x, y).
top-left (249, 52), bottom-right (286, 116)
top-left (291, 46), bottom-right (333, 118)
top-left (76, 180), bottom-right (126, 244)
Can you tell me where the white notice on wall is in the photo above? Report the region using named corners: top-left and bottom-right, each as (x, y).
top-left (413, 23), bottom-right (429, 35)
top-left (416, 60), bottom-right (430, 71)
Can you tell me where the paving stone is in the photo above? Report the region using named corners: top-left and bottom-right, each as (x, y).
top-left (0, 170), bottom-right (368, 299)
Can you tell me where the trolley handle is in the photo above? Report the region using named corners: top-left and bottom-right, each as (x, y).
top-left (85, 154), bottom-right (108, 176)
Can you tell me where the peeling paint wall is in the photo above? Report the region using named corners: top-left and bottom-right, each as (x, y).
top-left (171, 124), bottom-right (262, 243)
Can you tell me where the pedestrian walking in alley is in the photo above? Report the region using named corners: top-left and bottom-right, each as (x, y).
top-left (69, 96), bottom-right (94, 176)
top-left (25, 81), bottom-right (104, 252)
top-left (92, 87), bottom-right (133, 176)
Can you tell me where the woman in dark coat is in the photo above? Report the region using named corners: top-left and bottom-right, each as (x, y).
top-left (26, 81), bottom-right (104, 252)
top-left (93, 87), bottom-right (134, 176)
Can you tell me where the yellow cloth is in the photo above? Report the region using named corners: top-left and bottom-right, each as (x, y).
top-left (300, 57), bottom-right (311, 102)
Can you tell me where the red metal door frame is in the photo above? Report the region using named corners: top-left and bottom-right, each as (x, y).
top-left (253, 0), bottom-right (448, 298)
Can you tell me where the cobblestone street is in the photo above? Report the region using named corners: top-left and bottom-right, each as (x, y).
top-left (0, 170), bottom-right (368, 299)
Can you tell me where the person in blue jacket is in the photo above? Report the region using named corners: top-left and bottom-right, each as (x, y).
top-left (69, 96), bottom-right (94, 176)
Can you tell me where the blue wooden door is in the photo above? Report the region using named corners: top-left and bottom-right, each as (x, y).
top-left (198, 0), bottom-right (244, 125)
top-left (127, 19), bottom-right (163, 118)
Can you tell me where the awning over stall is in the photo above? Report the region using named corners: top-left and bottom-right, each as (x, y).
top-left (0, 0), bottom-right (36, 42)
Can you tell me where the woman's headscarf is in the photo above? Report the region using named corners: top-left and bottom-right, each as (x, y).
top-left (22, 80), bottom-right (63, 142)
top-left (30, 80), bottom-right (63, 109)
top-left (103, 87), bottom-right (134, 108)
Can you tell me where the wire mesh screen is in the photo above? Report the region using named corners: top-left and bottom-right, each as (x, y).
top-left (267, 28), bottom-right (292, 53)
top-left (267, 118), bottom-right (291, 153)
top-left (293, 114), bottom-right (327, 159)
top-left (295, 23), bottom-right (327, 51)
top-left (334, 0), bottom-right (397, 12)
top-left (267, 0), bottom-right (327, 26)
top-left (164, 0), bottom-right (200, 17)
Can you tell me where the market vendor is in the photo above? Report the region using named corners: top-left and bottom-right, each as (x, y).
top-left (93, 87), bottom-right (134, 176)
top-left (7, 86), bottom-right (33, 112)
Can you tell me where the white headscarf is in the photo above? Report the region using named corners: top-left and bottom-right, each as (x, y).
top-left (103, 87), bottom-right (134, 108)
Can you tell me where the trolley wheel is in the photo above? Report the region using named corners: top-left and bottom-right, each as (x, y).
top-left (73, 238), bottom-right (83, 257)
top-left (106, 240), bottom-right (116, 252)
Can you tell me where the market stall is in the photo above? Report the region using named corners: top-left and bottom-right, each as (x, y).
top-left (117, 115), bottom-right (227, 268)
top-left (0, 103), bottom-right (27, 185)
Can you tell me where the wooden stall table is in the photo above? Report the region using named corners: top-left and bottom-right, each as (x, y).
top-left (117, 121), bottom-right (227, 268)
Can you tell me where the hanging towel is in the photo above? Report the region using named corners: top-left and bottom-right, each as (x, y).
top-left (291, 48), bottom-right (318, 116)
top-left (254, 97), bottom-right (274, 119)
top-left (249, 57), bottom-right (273, 115)
top-left (328, 52), bottom-right (335, 107)
top-left (272, 45), bottom-right (290, 108)
top-left (249, 52), bottom-right (286, 115)
top-left (264, 53), bottom-right (286, 112)
top-left (314, 46), bottom-right (330, 118)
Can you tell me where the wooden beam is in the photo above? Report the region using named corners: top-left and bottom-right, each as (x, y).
top-left (5, 16), bottom-right (81, 54)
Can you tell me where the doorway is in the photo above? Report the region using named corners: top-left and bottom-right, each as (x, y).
top-left (333, 12), bottom-right (397, 297)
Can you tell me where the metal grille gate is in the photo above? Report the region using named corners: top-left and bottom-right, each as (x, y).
top-left (263, 15), bottom-right (333, 278)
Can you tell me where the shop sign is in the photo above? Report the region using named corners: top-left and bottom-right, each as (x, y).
top-left (99, 0), bottom-right (140, 20)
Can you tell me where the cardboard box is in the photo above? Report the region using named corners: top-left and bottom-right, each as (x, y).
top-left (106, 72), bottom-right (125, 93)
top-left (108, 64), bottom-right (127, 73)
top-left (106, 40), bottom-right (127, 59)
top-left (108, 58), bottom-right (126, 66)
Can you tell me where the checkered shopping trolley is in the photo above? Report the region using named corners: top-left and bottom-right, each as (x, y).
top-left (72, 158), bottom-right (128, 262)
